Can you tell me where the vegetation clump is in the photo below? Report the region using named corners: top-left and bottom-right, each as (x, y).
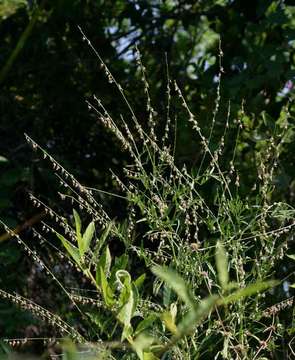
top-left (1, 32), bottom-right (295, 360)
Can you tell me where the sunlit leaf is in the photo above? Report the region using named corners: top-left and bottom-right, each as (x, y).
top-left (152, 266), bottom-right (195, 308)
top-left (220, 280), bottom-right (278, 305)
top-left (73, 209), bottom-right (81, 235)
top-left (56, 232), bottom-right (81, 266)
top-left (81, 221), bottom-right (95, 256)
top-left (215, 240), bottom-right (229, 290)
top-left (116, 270), bottom-right (138, 340)
top-left (132, 333), bottom-right (159, 360)
top-left (96, 246), bottom-right (111, 287)
top-left (162, 311), bottom-right (178, 335)
top-left (100, 266), bottom-right (115, 307)
top-left (73, 209), bottom-right (83, 254)
top-left (134, 273), bottom-right (146, 290)
top-left (177, 295), bottom-right (218, 335)
top-left (134, 314), bottom-right (158, 337)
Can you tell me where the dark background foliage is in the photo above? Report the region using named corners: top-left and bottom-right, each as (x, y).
top-left (0, 0), bottom-right (295, 352)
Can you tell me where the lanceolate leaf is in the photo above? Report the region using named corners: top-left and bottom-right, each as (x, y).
top-left (116, 270), bottom-right (136, 340)
top-left (96, 246), bottom-right (112, 287)
top-left (220, 280), bottom-right (278, 305)
top-left (152, 266), bottom-right (218, 339)
top-left (177, 295), bottom-right (218, 335)
top-left (73, 209), bottom-right (83, 254)
top-left (81, 221), bottom-right (95, 256)
top-left (100, 266), bottom-right (115, 307)
top-left (152, 266), bottom-right (195, 308)
top-left (56, 232), bottom-right (81, 266)
top-left (134, 314), bottom-right (158, 337)
top-left (215, 240), bottom-right (229, 290)
top-left (73, 209), bottom-right (82, 236)
top-left (98, 221), bottom-right (113, 252)
top-left (132, 333), bottom-right (159, 360)
top-left (134, 273), bottom-right (146, 290)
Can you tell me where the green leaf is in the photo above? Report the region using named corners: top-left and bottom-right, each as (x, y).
top-left (73, 209), bottom-right (81, 235)
top-left (163, 283), bottom-right (172, 307)
top-left (152, 266), bottom-right (195, 308)
top-left (56, 232), bottom-right (81, 267)
top-left (96, 246), bottom-right (112, 287)
top-left (152, 266), bottom-right (218, 339)
top-left (110, 253), bottom-right (129, 284)
top-left (81, 221), bottom-right (95, 256)
top-left (73, 209), bottom-right (83, 254)
top-left (215, 241), bottom-right (229, 290)
top-left (134, 314), bottom-right (158, 337)
top-left (177, 295), bottom-right (218, 335)
top-left (134, 273), bottom-right (146, 290)
top-left (162, 311), bottom-right (178, 335)
top-left (92, 221), bottom-right (114, 261)
top-left (220, 280), bottom-right (278, 305)
top-left (99, 221), bottom-right (113, 249)
top-left (116, 270), bottom-right (138, 340)
top-left (132, 333), bottom-right (159, 360)
top-left (100, 266), bottom-right (115, 307)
